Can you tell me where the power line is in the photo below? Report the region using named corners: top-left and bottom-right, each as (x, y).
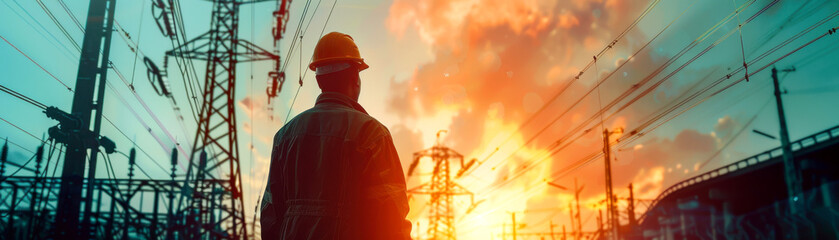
top-left (0, 34), bottom-right (73, 91)
top-left (478, 0), bottom-right (777, 196)
top-left (283, 0), bottom-right (339, 124)
top-left (34, 0), bottom-right (80, 52)
top-left (57, 0), bottom-right (83, 32)
top-left (0, 84), bottom-right (47, 109)
top-left (548, 24), bottom-right (839, 190)
top-left (0, 65), bottom-right (173, 176)
top-left (0, 115), bottom-right (43, 142)
top-left (47, 0), bottom-right (195, 160)
top-left (473, 0), bottom-right (668, 173)
top-left (1, 0), bottom-right (76, 59)
top-left (472, 2), bottom-right (829, 218)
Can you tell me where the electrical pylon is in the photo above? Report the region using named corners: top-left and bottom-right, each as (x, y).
top-left (407, 131), bottom-right (477, 240)
top-left (166, 0), bottom-right (280, 239)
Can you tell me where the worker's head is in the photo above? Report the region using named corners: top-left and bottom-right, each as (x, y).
top-left (309, 32), bottom-right (369, 101)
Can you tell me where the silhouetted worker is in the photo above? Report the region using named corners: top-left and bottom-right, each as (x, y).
top-left (260, 32), bottom-right (412, 239)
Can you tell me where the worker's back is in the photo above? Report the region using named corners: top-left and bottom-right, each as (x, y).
top-left (260, 92), bottom-right (411, 240)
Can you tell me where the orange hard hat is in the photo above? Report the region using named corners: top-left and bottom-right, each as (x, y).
top-left (309, 32), bottom-right (369, 72)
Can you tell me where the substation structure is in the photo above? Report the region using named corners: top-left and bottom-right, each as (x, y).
top-left (0, 0), bottom-right (293, 238)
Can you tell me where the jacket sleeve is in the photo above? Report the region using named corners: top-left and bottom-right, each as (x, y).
top-left (261, 144), bottom-right (286, 240)
top-left (360, 130), bottom-right (412, 239)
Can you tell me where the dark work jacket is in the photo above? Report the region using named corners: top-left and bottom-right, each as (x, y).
top-left (260, 92), bottom-right (412, 240)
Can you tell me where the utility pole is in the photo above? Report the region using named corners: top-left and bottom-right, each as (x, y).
top-left (602, 128), bottom-right (623, 240)
top-left (598, 209), bottom-right (604, 240)
top-left (562, 225), bottom-right (567, 240)
top-left (512, 212), bottom-right (518, 240)
top-left (627, 184), bottom-right (637, 228)
top-left (568, 202), bottom-right (575, 240)
top-left (772, 66), bottom-right (804, 235)
top-left (574, 178), bottom-right (583, 240)
top-left (52, 0), bottom-right (117, 238)
top-left (503, 223), bottom-right (507, 240)
top-left (550, 221), bottom-right (557, 240)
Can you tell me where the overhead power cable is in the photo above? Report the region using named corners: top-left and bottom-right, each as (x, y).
top-left (2, 0), bottom-right (76, 59)
top-left (0, 34), bottom-right (73, 91)
top-left (0, 84), bottom-right (47, 110)
top-left (471, 0), bottom-right (666, 173)
top-left (472, 1), bottom-right (831, 217)
top-left (478, 0), bottom-right (774, 196)
top-left (51, 0), bottom-right (195, 160)
top-left (545, 24), bottom-right (839, 196)
top-left (0, 115), bottom-right (43, 142)
top-left (283, 0), bottom-right (339, 124)
top-left (0, 82), bottom-right (171, 176)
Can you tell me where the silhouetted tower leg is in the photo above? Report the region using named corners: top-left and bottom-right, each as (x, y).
top-left (53, 0), bottom-right (116, 238)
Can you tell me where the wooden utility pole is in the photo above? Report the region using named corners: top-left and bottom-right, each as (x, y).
top-left (550, 221), bottom-right (557, 240)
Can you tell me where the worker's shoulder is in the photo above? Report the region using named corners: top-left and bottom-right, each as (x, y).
top-left (280, 106), bottom-right (390, 134)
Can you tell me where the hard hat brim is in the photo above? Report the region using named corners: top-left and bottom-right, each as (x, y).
top-left (309, 57), bottom-right (369, 72)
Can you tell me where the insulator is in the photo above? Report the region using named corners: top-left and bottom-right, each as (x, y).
top-left (99, 136), bottom-right (116, 154)
top-left (198, 150), bottom-right (208, 174)
top-left (144, 57), bottom-right (171, 96)
top-left (151, 0), bottom-right (176, 38)
top-left (45, 106), bottom-right (81, 130)
top-left (272, 1), bottom-right (291, 40)
top-left (128, 148), bottom-right (137, 166)
top-left (266, 71), bottom-right (285, 102)
top-left (170, 146), bottom-right (178, 167)
top-left (35, 144), bottom-right (44, 173)
top-left (1, 140), bottom-right (6, 176)
top-left (407, 157), bottom-right (421, 177)
top-left (456, 158), bottom-right (477, 178)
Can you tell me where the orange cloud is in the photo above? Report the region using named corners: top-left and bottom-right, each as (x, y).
top-left (383, 0), bottom-right (741, 237)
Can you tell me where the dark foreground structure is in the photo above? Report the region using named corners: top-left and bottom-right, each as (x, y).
top-left (630, 125), bottom-right (839, 239)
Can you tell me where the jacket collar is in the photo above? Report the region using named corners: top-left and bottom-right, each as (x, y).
top-left (315, 92), bottom-right (368, 115)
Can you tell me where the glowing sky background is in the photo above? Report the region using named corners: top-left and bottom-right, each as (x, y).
top-left (2, 0), bottom-right (839, 239)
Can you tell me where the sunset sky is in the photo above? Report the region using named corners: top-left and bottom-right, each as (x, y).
top-left (2, 0), bottom-right (839, 238)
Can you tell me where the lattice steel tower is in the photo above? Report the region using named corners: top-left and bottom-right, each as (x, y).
top-left (407, 131), bottom-right (476, 240)
top-left (167, 0), bottom-right (281, 238)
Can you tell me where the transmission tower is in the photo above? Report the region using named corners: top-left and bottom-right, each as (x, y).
top-left (166, 0), bottom-right (282, 239)
top-left (407, 131), bottom-right (477, 240)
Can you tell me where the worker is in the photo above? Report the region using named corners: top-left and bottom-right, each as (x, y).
top-left (260, 32), bottom-right (412, 239)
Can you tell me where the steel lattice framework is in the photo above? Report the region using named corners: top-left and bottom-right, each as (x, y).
top-left (167, 0), bottom-right (280, 239)
top-left (407, 134), bottom-right (475, 240)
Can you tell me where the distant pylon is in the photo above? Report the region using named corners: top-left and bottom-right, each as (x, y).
top-left (407, 130), bottom-right (476, 240)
